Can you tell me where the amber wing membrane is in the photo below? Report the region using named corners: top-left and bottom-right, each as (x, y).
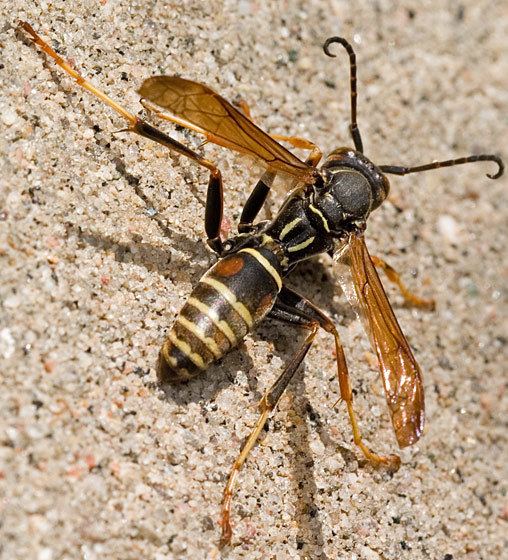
top-left (346, 236), bottom-right (425, 447)
top-left (138, 76), bottom-right (313, 180)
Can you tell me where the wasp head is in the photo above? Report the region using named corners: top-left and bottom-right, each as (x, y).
top-left (312, 148), bottom-right (390, 234)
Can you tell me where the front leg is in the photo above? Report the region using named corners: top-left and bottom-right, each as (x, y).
top-left (370, 255), bottom-right (435, 309)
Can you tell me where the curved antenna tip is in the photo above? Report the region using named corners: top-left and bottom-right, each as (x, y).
top-left (323, 36), bottom-right (351, 58)
top-left (486, 156), bottom-right (504, 179)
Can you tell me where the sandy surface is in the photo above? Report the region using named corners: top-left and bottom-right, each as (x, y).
top-left (1, 1), bottom-right (507, 559)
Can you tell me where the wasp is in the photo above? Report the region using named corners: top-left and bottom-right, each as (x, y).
top-left (19, 21), bottom-right (503, 548)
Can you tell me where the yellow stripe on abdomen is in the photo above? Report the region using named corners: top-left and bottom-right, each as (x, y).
top-left (239, 248), bottom-right (282, 290)
top-left (176, 315), bottom-right (222, 359)
top-left (187, 297), bottom-right (237, 345)
top-left (168, 331), bottom-right (206, 370)
top-left (201, 276), bottom-right (254, 328)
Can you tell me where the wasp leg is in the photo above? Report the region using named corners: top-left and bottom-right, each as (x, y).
top-left (19, 22), bottom-right (136, 125)
top-left (220, 319), bottom-right (319, 548)
top-left (236, 99), bottom-right (323, 166)
top-left (19, 21), bottom-right (225, 254)
top-left (370, 255), bottom-right (435, 310)
top-left (238, 170), bottom-right (276, 233)
top-left (236, 124), bottom-right (321, 231)
top-left (273, 286), bottom-right (401, 471)
top-left (270, 134), bottom-right (322, 167)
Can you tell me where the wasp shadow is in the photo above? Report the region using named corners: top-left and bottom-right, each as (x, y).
top-left (66, 222), bottom-right (211, 280)
top-left (288, 378), bottom-right (362, 560)
top-left (286, 382), bottom-right (330, 560)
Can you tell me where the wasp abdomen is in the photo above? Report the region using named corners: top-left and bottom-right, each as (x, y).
top-left (157, 247), bottom-right (283, 383)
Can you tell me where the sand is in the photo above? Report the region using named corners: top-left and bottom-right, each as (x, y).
top-left (1, 1), bottom-right (507, 559)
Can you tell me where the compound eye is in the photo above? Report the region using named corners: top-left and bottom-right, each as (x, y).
top-left (370, 173), bottom-right (390, 210)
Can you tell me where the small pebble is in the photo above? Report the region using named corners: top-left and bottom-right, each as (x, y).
top-left (0, 328), bottom-right (15, 359)
top-left (437, 214), bottom-right (462, 244)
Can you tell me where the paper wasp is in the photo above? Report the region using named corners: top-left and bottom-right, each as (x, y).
top-left (19, 21), bottom-right (503, 548)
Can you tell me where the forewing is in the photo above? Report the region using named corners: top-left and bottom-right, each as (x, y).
top-left (138, 76), bottom-right (312, 180)
top-left (334, 236), bottom-right (425, 447)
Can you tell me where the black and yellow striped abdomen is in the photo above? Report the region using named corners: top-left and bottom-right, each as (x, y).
top-left (157, 246), bottom-right (283, 383)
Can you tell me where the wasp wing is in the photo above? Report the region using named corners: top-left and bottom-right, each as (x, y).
top-left (138, 76), bottom-right (313, 181)
top-left (334, 235), bottom-right (425, 448)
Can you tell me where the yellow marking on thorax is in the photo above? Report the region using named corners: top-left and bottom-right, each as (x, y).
top-left (279, 217), bottom-right (302, 240)
top-left (201, 277), bottom-right (254, 328)
top-left (309, 204), bottom-right (330, 232)
top-left (288, 236), bottom-right (315, 253)
top-left (187, 297), bottom-right (237, 346)
top-left (168, 332), bottom-right (206, 369)
top-left (260, 234), bottom-right (275, 246)
top-left (177, 316), bottom-right (222, 359)
top-left (240, 248), bottom-right (282, 290)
